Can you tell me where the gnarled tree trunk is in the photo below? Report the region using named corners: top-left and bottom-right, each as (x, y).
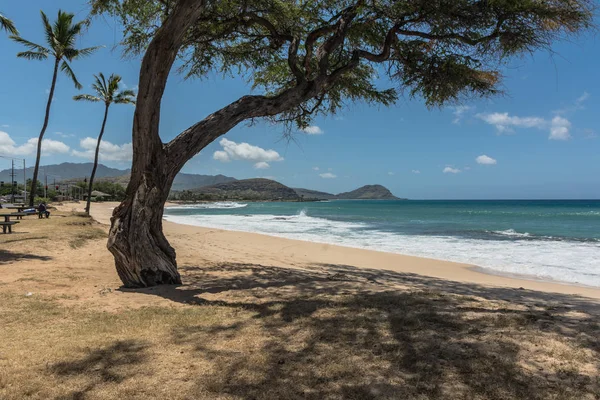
top-left (107, 0), bottom-right (206, 287)
top-left (108, 165), bottom-right (179, 287)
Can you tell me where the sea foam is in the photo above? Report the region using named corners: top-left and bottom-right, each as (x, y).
top-left (163, 210), bottom-right (600, 287)
top-left (166, 202), bottom-right (247, 210)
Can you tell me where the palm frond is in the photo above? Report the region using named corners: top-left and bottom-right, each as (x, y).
top-left (114, 89), bottom-right (136, 105)
top-left (69, 45), bottom-right (103, 60)
top-left (61, 60), bottom-right (82, 90)
top-left (0, 13), bottom-right (18, 35)
top-left (9, 36), bottom-right (49, 54)
top-left (73, 94), bottom-right (102, 102)
top-left (108, 74), bottom-right (122, 94)
top-left (16, 51), bottom-right (49, 61)
top-left (91, 73), bottom-right (108, 98)
top-left (53, 10), bottom-right (75, 49)
top-left (40, 11), bottom-right (57, 52)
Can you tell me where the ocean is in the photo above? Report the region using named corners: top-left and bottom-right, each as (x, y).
top-left (163, 200), bottom-right (600, 287)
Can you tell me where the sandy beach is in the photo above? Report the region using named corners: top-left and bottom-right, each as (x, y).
top-left (79, 201), bottom-right (600, 301)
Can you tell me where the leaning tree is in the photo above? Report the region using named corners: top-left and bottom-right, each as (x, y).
top-left (74, 73), bottom-right (136, 216)
top-left (90, 0), bottom-right (594, 288)
top-left (11, 10), bottom-right (100, 207)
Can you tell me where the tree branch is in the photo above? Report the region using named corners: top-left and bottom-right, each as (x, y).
top-left (316, 2), bottom-right (363, 74)
top-left (132, 0), bottom-right (205, 162)
top-left (166, 78), bottom-right (331, 166)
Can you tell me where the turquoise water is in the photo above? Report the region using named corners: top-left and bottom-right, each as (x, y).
top-left (164, 200), bottom-right (600, 286)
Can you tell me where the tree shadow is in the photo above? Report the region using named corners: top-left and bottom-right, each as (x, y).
top-left (50, 339), bottom-right (148, 400)
top-left (122, 262), bottom-right (600, 399)
top-left (0, 249), bottom-right (52, 264)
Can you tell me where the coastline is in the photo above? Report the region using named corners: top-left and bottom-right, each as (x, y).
top-left (64, 201), bottom-right (600, 301)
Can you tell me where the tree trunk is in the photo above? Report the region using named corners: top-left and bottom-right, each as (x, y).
top-left (86, 104), bottom-right (110, 215)
top-left (107, 0), bottom-right (207, 287)
top-left (107, 167), bottom-right (180, 288)
top-left (30, 58), bottom-right (60, 207)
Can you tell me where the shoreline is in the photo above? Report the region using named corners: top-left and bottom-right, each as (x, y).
top-left (62, 201), bottom-right (600, 300)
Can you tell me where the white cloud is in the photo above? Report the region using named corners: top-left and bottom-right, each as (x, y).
top-left (443, 167), bottom-right (461, 174)
top-left (254, 161), bottom-right (270, 169)
top-left (388, 172), bottom-right (395, 176)
top-left (464, 166), bottom-right (471, 171)
top-left (477, 112), bottom-right (571, 140)
top-left (55, 132), bottom-right (75, 138)
top-left (476, 155), bottom-right (497, 165)
top-left (477, 112), bottom-right (545, 134)
top-left (1, 124), bottom-right (9, 128)
top-left (451, 105), bottom-right (474, 124)
top-left (213, 151), bottom-right (230, 162)
top-left (319, 172), bottom-right (337, 179)
top-left (212, 139), bottom-right (283, 167)
top-left (72, 137), bottom-right (132, 161)
top-left (0, 131), bottom-right (70, 156)
top-left (549, 116), bottom-right (571, 141)
top-left (313, 166), bottom-right (320, 171)
top-left (576, 91), bottom-right (590, 105)
top-left (301, 126), bottom-right (324, 135)
top-left (411, 170), bottom-right (421, 174)
top-left (554, 91), bottom-right (590, 116)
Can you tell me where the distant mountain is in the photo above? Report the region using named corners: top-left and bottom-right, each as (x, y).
top-left (293, 188), bottom-right (337, 200)
top-left (0, 162), bottom-right (235, 191)
top-left (97, 172), bottom-right (236, 190)
top-left (337, 185), bottom-right (399, 200)
top-left (172, 173), bottom-right (236, 191)
top-left (0, 162), bottom-right (129, 183)
top-left (191, 178), bottom-right (300, 201)
top-left (181, 179), bottom-right (400, 201)
top-left (294, 185), bottom-right (400, 200)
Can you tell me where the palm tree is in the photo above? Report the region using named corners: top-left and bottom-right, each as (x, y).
top-left (11, 10), bottom-right (100, 206)
top-left (0, 12), bottom-right (18, 35)
top-left (74, 73), bottom-right (135, 215)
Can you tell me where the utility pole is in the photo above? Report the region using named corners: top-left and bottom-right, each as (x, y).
top-left (23, 159), bottom-right (26, 204)
top-left (10, 160), bottom-right (15, 203)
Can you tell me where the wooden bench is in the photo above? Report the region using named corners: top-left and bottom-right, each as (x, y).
top-left (9, 212), bottom-right (28, 220)
top-left (0, 221), bottom-right (19, 234)
top-left (6, 206), bottom-right (26, 213)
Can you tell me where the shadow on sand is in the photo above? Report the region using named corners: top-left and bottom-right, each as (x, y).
top-left (109, 262), bottom-right (600, 399)
top-left (0, 249), bottom-right (52, 264)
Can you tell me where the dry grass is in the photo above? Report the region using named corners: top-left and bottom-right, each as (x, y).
top-left (0, 211), bottom-right (599, 399)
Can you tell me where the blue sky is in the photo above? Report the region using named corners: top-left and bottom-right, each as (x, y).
top-left (0, 1), bottom-right (599, 199)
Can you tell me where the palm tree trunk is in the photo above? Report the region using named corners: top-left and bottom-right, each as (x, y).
top-left (86, 104), bottom-right (110, 215)
top-left (29, 58), bottom-right (60, 207)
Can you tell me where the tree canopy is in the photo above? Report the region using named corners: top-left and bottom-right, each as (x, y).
top-left (91, 0), bottom-right (594, 129)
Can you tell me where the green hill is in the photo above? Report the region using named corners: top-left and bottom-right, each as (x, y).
top-left (336, 185), bottom-right (399, 200)
top-left (188, 178), bottom-right (301, 201)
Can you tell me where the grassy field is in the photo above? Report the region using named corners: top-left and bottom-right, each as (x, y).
top-left (0, 208), bottom-right (599, 399)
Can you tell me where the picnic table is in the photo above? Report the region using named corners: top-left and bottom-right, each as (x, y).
top-left (6, 206), bottom-right (27, 213)
top-left (4, 212), bottom-right (28, 221)
top-left (0, 221), bottom-right (19, 234)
